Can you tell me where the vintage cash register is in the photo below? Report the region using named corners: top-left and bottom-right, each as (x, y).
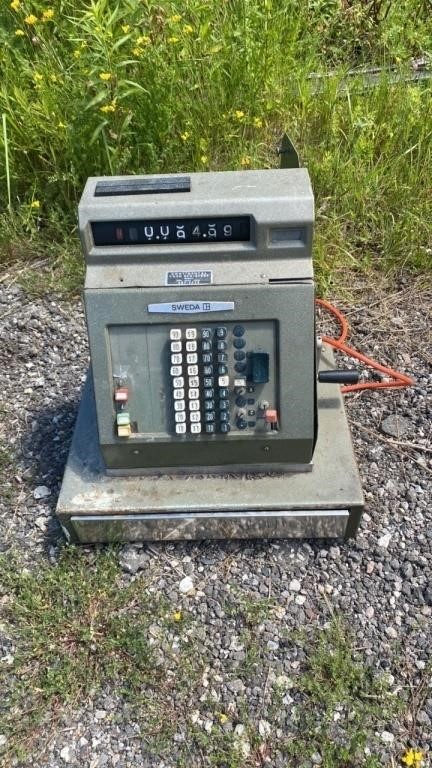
top-left (56, 169), bottom-right (364, 542)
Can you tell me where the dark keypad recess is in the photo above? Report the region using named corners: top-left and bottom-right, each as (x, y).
top-left (219, 399), bottom-right (229, 411)
top-left (233, 325), bottom-right (245, 337)
top-left (234, 362), bottom-right (247, 373)
top-left (218, 365), bottom-right (228, 375)
top-left (204, 388), bottom-right (214, 399)
top-left (236, 396), bottom-right (247, 407)
top-left (221, 423), bottom-right (230, 433)
top-left (205, 412), bottom-right (215, 422)
top-left (233, 338), bottom-right (246, 349)
top-left (234, 350), bottom-right (246, 361)
top-left (216, 340), bottom-right (227, 351)
top-left (202, 353), bottom-right (212, 364)
top-left (204, 400), bottom-right (214, 411)
top-left (217, 353), bottom-right (227, 363)
top-left (220, 412), bottom-right (229, 422)
top-left (216, 327), bottom-right (227, 339)
top-left (247, 398), bottom-right (255, 405)
top-left (219, 388), bottom-right (229, 398)
top-left (206, 423), bottom-right (215, 433)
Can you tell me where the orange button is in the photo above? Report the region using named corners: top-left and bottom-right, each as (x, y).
top-left (264, 409), bottom-right (278, 424)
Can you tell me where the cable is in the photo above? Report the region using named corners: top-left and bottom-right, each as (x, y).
top-left (315, 298), bottom-right (414, 394)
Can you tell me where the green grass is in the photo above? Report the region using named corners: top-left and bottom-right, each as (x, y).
top-left (0, 1), bottom-right (431, 290)
top-left (0, 548), bottom-right (406, 766)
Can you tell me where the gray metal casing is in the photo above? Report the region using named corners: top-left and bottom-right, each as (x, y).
top-left (79, 170), bottom-right (316, 472)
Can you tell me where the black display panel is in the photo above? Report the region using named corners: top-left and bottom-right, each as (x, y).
top-left (91, 216), bottom-right (250, 246)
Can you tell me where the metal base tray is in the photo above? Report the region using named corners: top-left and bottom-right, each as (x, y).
top-left (56, 347), bottom-right (364, 543)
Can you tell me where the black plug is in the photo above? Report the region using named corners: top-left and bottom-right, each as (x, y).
top-left (318, 370), bottom-right (360, 384)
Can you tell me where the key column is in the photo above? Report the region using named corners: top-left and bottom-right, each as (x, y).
top-left (170, 329), bottom-right (186, 434)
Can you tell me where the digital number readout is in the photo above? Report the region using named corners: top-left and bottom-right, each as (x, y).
top-left (91, 216), bottom-right (250, 246)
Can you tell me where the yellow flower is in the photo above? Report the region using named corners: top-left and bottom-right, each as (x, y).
top-left (132, 47), bottom-right (142, 57)
top-left (100, 99), bottom-right (117, 113)
top-left (253, 116), bottom-right (263, 128)
top-left (173, 611), bottom-right (182, 622)
top-left (234, 110), bottom-right (245, 121)
top-left (183, 24), bottom-right (193, 34)
top-left (200, 155), bottom-right (208, 164)
top-left (42, 9), bottom-right (54, 21)
top-left (180, 131), bottom-right (190, 141)
top-left (58, 121), bottom-right (67, 129)
top-left (33, 73), bottom-right (43, 82)
top-left (24, 14), bottom-right (38, 25)
top-left (218, 713), bottom-right (228, 724)
top-left (99, 72), bottom-right (112, 81)
top-left (402, 749), bottom-right (424, 767)
top-left (167, 36), bottom-right (179, 44)
top-left (10, 0), bottom-right (20, 10)
top-left (137, 35), bottom-right (150, 45)
top-left (240, 156), bottom-right (251, 167)
top-left (169, 14), bottom-right (182, 22)
top-left (15, 29), bottom-right (25, 36)
top-left (121, 24), bottom-right (130, 33)
top-left (50, 74), bottom-right (58, 82)
top-left (30, 200), bottom-right (40, 209)
top-left (73, 49), bottom-right (81, 58)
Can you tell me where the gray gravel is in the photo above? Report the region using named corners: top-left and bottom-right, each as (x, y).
top-left (0, 275), bottom-right (431, 767)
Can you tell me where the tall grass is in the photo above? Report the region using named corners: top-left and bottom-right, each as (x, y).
top-left (0, 0), bottom-right (431, 284)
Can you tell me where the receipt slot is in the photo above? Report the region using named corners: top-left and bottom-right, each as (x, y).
top-left (56, 170), bottom-right (363, 542)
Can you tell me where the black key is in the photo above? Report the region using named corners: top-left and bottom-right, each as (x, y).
top-left (247, 386), bottom-right (255, 393)
top-left (236, 418), bottom-right (248, 430)
top-left (202, 328), bottom-right (212, 339)
top-left (233, 325), bottom-right (245, 337)
top-left (218, 365), bottom-right (228, 375)
top-left (221, 423), bottom-right (230, 433)
top-left (247, 421), bottom-right (256, 428)
top-left (247, 398), bottom-right (255, 405)
top-left (217, 353), bottom-right (227, 363)
top-left (203, 377), bottom-right (213, 387)
top-left (234, 350), bottom-right (246, 361)
top-left (236, 396), bottom-right (247, 407)
top-left (204, 400), bottom-right (215, 411)
top-left (220, 411), bottom-right (229, 422)
top-left (205, 423), bottom-right (215, 433)
top-left (216, 340), bottom-right (227, 351)
top-left (202, 353), bottom-right (212, 364)
top-left (202, 340), bottom-right (212, 352)
top-left (247, 409), bottom-right (256, 416)
top-left (219, 388), bottom-right (229, 398)
top-left (233, 338), bottom-right (246, 349)
top-left (203, 365), bottom-right (213, 375)
top-left (234, 362), bottom-right (247, 373)
top-left (216, 327), bottom-right (227, 339)
top-left (205, 412), bottom-right (215, 422)
top-left (219, 399), bottom-right (229, 411)
top-left (204, 388), bottom-right (214, 399)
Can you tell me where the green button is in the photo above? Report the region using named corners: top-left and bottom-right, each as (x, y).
top-left (116, 412), bottom-right (130, 426)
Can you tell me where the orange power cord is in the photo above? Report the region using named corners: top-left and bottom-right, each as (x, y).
top-left (315, 298), bottom-right (414, 394)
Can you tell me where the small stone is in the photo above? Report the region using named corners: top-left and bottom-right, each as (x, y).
top-left (311, 753), bottom-right (322, 765)
top-left (0, 735), bottom-right (7, 748)
top-left (119, 548), bottom-right (149, 574)
top-left (380, 731), bottom-right (394, 745)
top-left (366, 561), bottom-right (375, 574)
top-left (179, 576), bottom-right (195, 595)
top-left (35, 516), bottom-right (47, 531)
top-left (289, 579), bottom-right (301, 592)
top-left (385, 627), bottom-right (398, 639)
top-left (94, 709), bottom-right (107, 720)
top-left (267, 640), bottom-right (279, 651)
top-left (190, 710), bottom-right (200, 724)
top-left (365, 606), bottom-right (374, 619)
top-left (378, 532), bottom-right (392, 549)
top-left (295, 595), bottom-right (306, 605)
top-left (258, 719), bottom-right (271, 737)
top-left (33, 485), bottom-right (51, 499)
top-left (381, 415), bottom-right (410, 438)
top-left (60, 746), bottom-right (73, 763)
top-left (228, 678), bottom-right (246, 694)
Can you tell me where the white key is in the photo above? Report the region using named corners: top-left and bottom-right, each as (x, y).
top-left (190, 411), bottom-right (201, 423)
top-left (191, 423), bottom-right (201, 434)
top-left (175, 423), bottom-right (186, 434)
top-left (170, 329), bottom-right (182, 341)
top-left (171, 341), bottom-right (182, 353)
top-left (171, 353), bottom-right (183, 365)
top-left (234, 378), bottom-right (246, 387)
top-left (174, 400), bottom-right (185, 411)
top-left (187, 353), bottom-right (198, 364)
top-left (189, 376), bottom-right (199, 388)
top-left (218, 375), bottom-right (229, 387)
top-left (186, 328), bottom-right (197, 339)
top-left (170, 365), bottom-right (182, 377)
top-left (186, 340), bottom-right (197, 352)
top-left (173, 376), bottom-right (184, 388)
top-left (188, 388), bottom-right (199, 399)
top-left (175, 412), bottom-right (186, 423)
top-left (173, 388), bottom-right (185, 399)
top-left (189, 400), bottom-right (200, 411)
top-left (188, 365), bottom-right (198, 376)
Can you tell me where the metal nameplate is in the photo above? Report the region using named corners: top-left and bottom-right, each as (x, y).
top-left (166, 270), bottom-right (213, 286)
top-left (148, 301), bottom-right (235, 314)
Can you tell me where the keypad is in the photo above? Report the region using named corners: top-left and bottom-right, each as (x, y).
top-left (168, 323), bottom-right (265, 435)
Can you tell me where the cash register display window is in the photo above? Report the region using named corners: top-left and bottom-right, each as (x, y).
top-left (92, 217), bottom-right (251, 246)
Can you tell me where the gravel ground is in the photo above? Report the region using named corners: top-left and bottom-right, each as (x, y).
top-left (0, 273), bottom-right (431, 767)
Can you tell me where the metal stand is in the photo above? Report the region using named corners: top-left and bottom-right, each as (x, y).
top-left (56, 347), bottom-right (363, 543)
